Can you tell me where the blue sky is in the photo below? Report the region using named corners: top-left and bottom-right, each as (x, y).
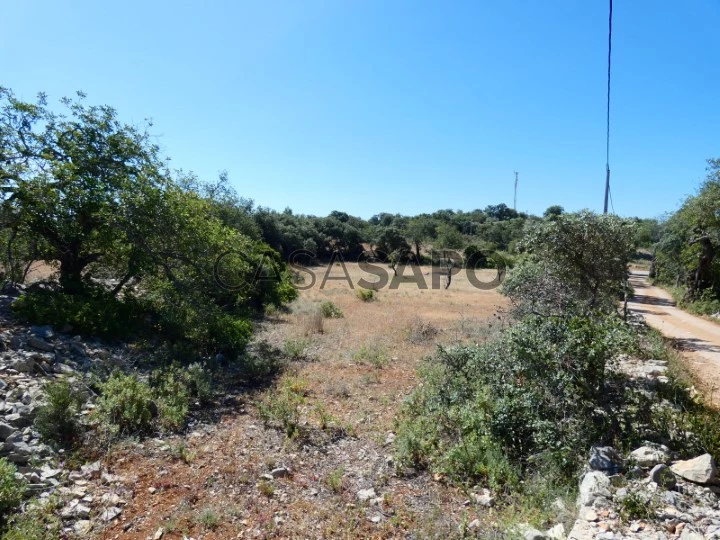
top-left (2, 1), bottom-right (718, 219)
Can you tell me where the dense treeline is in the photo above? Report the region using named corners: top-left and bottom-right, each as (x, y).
top-left (251, 203), bottom-right (534, 263)
top-left (650, 160), bottom-right (720, 314)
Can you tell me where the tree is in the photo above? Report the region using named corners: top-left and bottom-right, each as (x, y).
top-left (406, 217), bottom-right (435, 259)
top-left (374, 226), bottom-right (409, 256)
top-left (503, 211), bottom-right (635, 316)
top-left (1, 89), bottom-right (168, 294)
top-left (484, 203), bottom-right (518, 221)
top-left (1, 88), bottom-right (297, 360)
top-left (543, 205), bottom-right (564, 220)
top-left (435, 223), bottom-right (464, 249)
top-left (654, 160), bottom-right (720, 300)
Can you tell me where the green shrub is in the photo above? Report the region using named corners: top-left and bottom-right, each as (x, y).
top-left (356, 288), bottom-right (375, 302)
top-left (319, 301), bottom-right (343, 319)
top-left (152, 370), bottom-right (190, 432)
top-left (257, 379), bottom-right (306, 438)
top-left (353, 344), bottom-right (389, 368)
top-left (0, 458), bottom-right (25, 519)
top-left (2, 496), bottom-right (62, 539)
top-left (283, 338), bottom-right (309, 360)
top-left (12, 290), bottom-right (142, 340)
top-left (395, 314), bottom-right (642, 485)
top-left (326, 466), bottom-right (345, 493)
top-left (182, 362), bottom-right (213, 404)
top-left (96, 372), bottom-right (155, 437)
top-left (33, 381), bottom-right (84, 449)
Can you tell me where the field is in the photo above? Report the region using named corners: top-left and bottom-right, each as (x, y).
top-left (101, 263), bottom-right (509, 538)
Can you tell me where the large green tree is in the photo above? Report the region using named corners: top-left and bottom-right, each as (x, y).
top-left (1, 88), bottom-right (167, 294)
top-left (502, 211), bottom-right (635, 316)
top-left (655, 159), bottom-right (720, 300)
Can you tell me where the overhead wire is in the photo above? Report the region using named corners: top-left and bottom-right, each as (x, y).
top-left (603, 0), bottom-right (613, 214)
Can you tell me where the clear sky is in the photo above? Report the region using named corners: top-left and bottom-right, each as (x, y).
top-left (2, 1), bottom-right (718, 219)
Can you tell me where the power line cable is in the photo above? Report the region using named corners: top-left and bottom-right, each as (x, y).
top-left (603, 0), bottom-right (613, 214)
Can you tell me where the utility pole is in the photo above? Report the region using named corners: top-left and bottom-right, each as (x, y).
top-left (513, 171), bottom-right (519, 211)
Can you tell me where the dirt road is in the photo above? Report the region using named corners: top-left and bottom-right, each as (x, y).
top-left (628, 271), bottom-right (720, 398)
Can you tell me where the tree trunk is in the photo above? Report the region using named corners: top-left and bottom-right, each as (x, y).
top-left (689, 237), bottom-right (715, 300)
top-left (59, 251), bottom-right (86, 295)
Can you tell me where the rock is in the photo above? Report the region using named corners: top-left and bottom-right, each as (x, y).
top-left (270, 467), bottom-right (290, 479)
top-left (0, 422), bottom-right (15, 439)
top-left (468, 519), bottom-right (481, 530)
top-left (630, 443), bottom-right (671, 468)
top-left (357, 488), bottom-right (377, 502)
top-left (40, 467), bottom-right (62, 480)
top-left (518, 524), bottom-right (546, 540)
top-left (30, 326), bottom-right (54, 339)
top-left (670, 454), bottom-right (717, 484)
top-left (8, 356), bottom-right (35, 373)
top-left (27, 337), bottom-right (53, 353)
top-left (73, 520), bottom-right (92, 536)
top-left (153, 527), bottom-right (165, 539)
top-left (101, 472), bottom-right (122, 484)
top-left (546, 523), bottom-right (565, 539)
top-left (578, 471), bottom-right (611, 507)
top-left (649, 464), bottom-right (676, 489)
top-left (588, 446), bottom-right (623, 473)
top-left (60, 499), bottom-right (90, 519)
top-left (678, 528), bottom-right (704, 540)
top-left (101, 506), bottom-right (122, 522)
top-left (75, 504), bottom-right (91, 519)
top-left (101, 492), bottom-right (125, 505)
top-left (81, 461), bottom-right (101, 479)
top-left (471, 488), bottom-right (495, 507)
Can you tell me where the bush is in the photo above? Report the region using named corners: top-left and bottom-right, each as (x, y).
top-left (302, 309), bottom-right (324, 335)
top-left (319, 300), bottom-right (343, 319)
top-left (95, 372), bottom-right (155, 438)
top-left (395, 314), bottom-right (642, 484)
top-left (0, 458), bottom-right (25, 519)
top-left (283, 338), bottom-right (309, 360)
top-left (356, 288), bottom-right (375, 302)
top-left (406, 319), bottom-right (439, 344)
top-left (257, 377), bottom-right (307, 438)
top-left (2, 496), bottom-right (62, 539)
top-left (12, 290), bottom-right (142, 340)
top-left (96, 364), bottom-right (212, 437)
top-left (152, 370), bottom-right (190, 432)
top-left (34, 381), bottom-right (84, 449)
top-left (353, 344), bottom-right (389, 368)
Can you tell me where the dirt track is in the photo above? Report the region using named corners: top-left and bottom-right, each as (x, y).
top-left (628, 271), bottom-right (720, 401)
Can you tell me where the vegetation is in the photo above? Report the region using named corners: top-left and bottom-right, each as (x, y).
top-left (356, 288), bottom-right (375, 302)
top-left (653, 159), bottom-right (720, 313)
top-left (395, 210), bottom-right (720, 532)
top-left (95, 365), bottom-right (212, 438)
top-left (0, 459), bottom-right (24, 521)
top-left (319, 300), bottom-right (343, 319)
top-left (0, 87), bottom-right (297, 366)
top-left (502, 211), bottom-right (635, 317)
top-left (33, 381), bottom-right (85, 450)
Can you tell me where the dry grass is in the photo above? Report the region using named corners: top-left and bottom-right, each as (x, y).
top-left (98, 263), bottom-right (509, 539)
